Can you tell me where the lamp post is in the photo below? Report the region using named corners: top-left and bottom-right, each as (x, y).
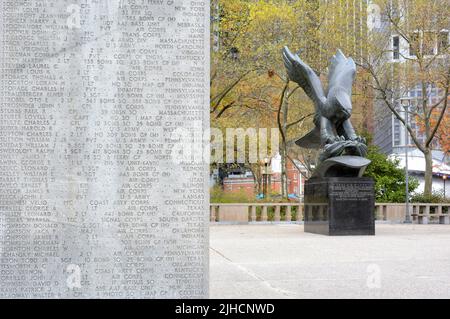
top-left (444, 175), bottom-right (447, 198)
top-left (262, 156), bottom-right (271, 198)
top-left (400, 97), bottom-right (412, 224)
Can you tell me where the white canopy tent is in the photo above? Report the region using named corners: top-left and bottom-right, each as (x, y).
top-left (389, 149), bottom-right (449, 196)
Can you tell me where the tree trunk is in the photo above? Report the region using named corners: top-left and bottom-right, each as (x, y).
top-left (280, 146), bottom-right (287, 198)
top-left (268, 173), bottom-right (272, 197)
top-left (280, 91), bottom-right (289, 199)
top-left (248, 166), bottom-right (260, 195)
top-left (423, 149), bottom-right (433, 196)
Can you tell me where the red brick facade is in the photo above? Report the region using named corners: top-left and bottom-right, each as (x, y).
top-left (223, 160), bottom-right (306, 197)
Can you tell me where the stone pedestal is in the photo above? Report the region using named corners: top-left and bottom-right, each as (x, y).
top-left (304, 178), bottom-right (375, 236)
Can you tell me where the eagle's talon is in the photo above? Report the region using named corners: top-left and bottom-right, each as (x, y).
top-left (324, 136), bottom-right (337, 145)
top-left (351, 135), bottom-right (367, 145)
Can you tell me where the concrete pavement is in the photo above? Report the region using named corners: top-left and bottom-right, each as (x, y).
top-left (210, 224), bottom-right (450, 299)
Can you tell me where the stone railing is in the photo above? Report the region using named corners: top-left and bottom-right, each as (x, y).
top-left (210, 203), bottom-right (450, 224)
top-left (210, 203), bottom-right (304, 223)
top-left (412, 203), bottom-right (450, 224)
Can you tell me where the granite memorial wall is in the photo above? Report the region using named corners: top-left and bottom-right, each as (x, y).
top-left (0, 0), bottom-right (209, 298)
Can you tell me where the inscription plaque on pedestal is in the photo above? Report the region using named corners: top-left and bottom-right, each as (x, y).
top-left (304, 178), bottom-right (375, 236)
top-left (0, 1), bottom-right (209, 298)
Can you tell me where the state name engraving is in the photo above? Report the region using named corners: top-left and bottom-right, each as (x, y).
top-left (0, 0), bottom-right (209, 298)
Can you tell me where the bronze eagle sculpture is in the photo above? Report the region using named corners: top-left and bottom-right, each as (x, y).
top-left (282, 47), bottom-right (368, 163)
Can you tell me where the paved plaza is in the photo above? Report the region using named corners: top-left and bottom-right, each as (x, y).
top-left (210, 224), bottom-right (450, 299)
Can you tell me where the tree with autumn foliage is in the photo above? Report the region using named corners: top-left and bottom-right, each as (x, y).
top-left (418, 106), bottom-right (450, 155)
top-left (211, 0), bottom-right (313, 195)
top-left (362, 0), bottom-right (450, 196)
top-left (211, 0), bottom-right (375, 198)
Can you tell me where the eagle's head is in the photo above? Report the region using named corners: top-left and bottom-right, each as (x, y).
top-left (326, 86), bottom-right (352, 122)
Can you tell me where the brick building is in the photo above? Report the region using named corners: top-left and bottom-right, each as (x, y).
top-left (221, 154), bottom-right (308, 199)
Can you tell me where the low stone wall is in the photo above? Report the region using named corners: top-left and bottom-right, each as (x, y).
top-left (376, 203), bottom-right (406, 222)
top-left (211, 203), bottom-right (450, 224)
top-left (210, 203), bottom-right (303, 224)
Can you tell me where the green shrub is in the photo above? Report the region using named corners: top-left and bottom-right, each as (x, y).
top-left (210, 185), bottom-right (296, 203)
top-left (411, 191), bottom-right (449, 204)
top-left (364, 145), bottom-right (419, 203)
top-left (210, 185), bottom-right (254, 203)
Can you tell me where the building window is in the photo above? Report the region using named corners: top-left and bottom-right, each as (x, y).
top-left (438, 31), bottom-right (449, 54)
top-left (392, 36), bottom-right (400, 60)
top-left (394, 133), bottom-right (401, 146)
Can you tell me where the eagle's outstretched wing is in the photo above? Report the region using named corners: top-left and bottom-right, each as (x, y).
top-left (295, 127), bottom-right (321, 149)
top-left (327, 49), bottom-right (356, 97)
top-left (282, 47), bottom-right (326, 107)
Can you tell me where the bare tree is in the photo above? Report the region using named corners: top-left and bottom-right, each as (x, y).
top-left (362, 0), bottom-right (450, 196)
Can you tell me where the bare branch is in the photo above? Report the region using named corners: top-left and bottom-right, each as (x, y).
top-left (277, 80), bottom-right (290, 145)
top-left (287, 84), bottom-right (301, 98)
top-left (211, 70), bottom-right (253, 113)
top-left (359, 61), bottom-right (426, 153)
top-left (286, 113), bottom-right (315, 129)
top-left (286, 154), bottom-right (309, 179)
top-left (426, 68), bottom-right (450, 147)
top-left (215, 101), bottom-right (236, 119)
